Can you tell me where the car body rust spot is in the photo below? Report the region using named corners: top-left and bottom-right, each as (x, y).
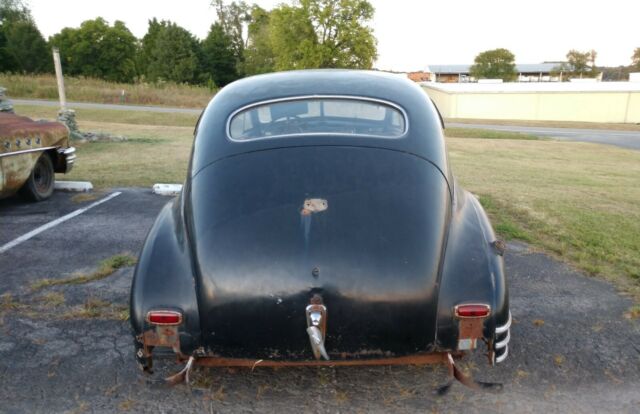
top-left (301, 198), bottom-right (328, 216)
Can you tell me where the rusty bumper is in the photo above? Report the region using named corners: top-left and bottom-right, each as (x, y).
top-left (192, 352), bottom-right (452, 368)
top-left (57, 146), bottom-right (76, 173)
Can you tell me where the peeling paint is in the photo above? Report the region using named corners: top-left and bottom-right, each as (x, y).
top-left (0, 112), bottom-right (69, 197)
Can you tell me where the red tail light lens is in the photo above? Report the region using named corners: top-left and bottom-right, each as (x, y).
top-left (455, 304), bottom-right (491, 318)
top-left (147, 310), bottom-right (182, 325)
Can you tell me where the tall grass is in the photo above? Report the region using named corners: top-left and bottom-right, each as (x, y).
top-left (0, 74), bottom-right (214, 108)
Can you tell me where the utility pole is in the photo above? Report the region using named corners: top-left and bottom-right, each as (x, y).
top-left (52, 48), bottom-right (66, 111)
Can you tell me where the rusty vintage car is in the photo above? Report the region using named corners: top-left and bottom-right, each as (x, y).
top-left (0, 112), bottom-right (76, 201)
top-left (130, 70), bottom-right (511, 391)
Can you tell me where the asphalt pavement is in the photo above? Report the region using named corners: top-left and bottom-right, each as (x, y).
top-left (13, 98), bottom-right (640, 150)
top-left (1, 188), bottom-right (638, 413)
top-left (447, 122), bottom-right (640, 150)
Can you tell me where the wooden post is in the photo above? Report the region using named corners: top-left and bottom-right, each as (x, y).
top-left (52, 47), bottom-right (66, 111)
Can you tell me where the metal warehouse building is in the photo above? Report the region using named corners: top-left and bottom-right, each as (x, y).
top-left (426, 63), bottom-right (562, 83)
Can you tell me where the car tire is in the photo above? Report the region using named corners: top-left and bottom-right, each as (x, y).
top-left (20, 152), bottom-right (55, 202)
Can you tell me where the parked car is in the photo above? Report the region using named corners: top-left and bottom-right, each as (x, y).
top-left (130, 70), bottom-right (510, 390)
top-left (0, 113), bottom-right (76, 201)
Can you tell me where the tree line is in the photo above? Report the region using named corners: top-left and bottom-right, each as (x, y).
top-left (0, 0), bottom-right (378, 87)
top-left (469, 47), bottom-right (640, 82)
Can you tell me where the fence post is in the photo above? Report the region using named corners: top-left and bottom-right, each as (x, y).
top-left (52, 47), bottom-right (66, 111)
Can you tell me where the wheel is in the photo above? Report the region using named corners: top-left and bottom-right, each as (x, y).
top-left (19, 152), bottom-right (55, 201)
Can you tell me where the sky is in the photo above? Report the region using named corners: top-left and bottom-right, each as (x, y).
top-left (28, 0), bottom-right (639, 71)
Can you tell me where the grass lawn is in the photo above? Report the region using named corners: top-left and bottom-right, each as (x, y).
top-left (448, 118), bottom-right (640, 132)
top-left (13, 104), bottom-right (199, 127)
top-left (12, 105), bottom-right (640, 301)
top-left (1, 74), bottom-right (213, 108)
top-left (445, 127), bottom-right (541, 140)
top-left (447, 137), bottom-right (640, 300)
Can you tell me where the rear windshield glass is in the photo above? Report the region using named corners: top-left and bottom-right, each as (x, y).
top-left (228, 98), bottom-right (406, 140)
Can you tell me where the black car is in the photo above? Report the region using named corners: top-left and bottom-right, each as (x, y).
top-left (130, 70), bottom-right (510, 390)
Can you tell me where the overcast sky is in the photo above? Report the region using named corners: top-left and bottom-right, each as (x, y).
top-left (28, 0), bottom-right (639, 71)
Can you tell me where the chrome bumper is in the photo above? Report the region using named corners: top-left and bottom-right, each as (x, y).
top-left (58, 146), bottom-right (76, 173)
top-left (494, 311), bottom-right (511, 364)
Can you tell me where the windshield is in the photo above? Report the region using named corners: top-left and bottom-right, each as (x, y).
top-left (228, 97), bottom-right (407, 140)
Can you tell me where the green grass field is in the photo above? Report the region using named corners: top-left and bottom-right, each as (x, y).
top-left (12, 104), bottom-right (640, 302)
top-left (1, 74), bottom-right (213, 108)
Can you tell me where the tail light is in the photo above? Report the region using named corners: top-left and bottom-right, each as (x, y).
top-left (454, 304), bottom-right (491, 318)
top-left (147, 310), bottom-right (182, 325)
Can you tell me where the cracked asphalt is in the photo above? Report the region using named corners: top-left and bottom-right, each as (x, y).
top-left (0, 188), bottom-right (639, 413)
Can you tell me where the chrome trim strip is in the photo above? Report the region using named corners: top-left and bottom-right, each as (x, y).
top-left (495, 345), bottom-right (509, 363)
top-left (0, 146), bottom-right (57, 158)
top-left (495, 311), bottom-right (512, 334)
top-left (225, 95), bottom-right (410, 142)
top-left (495, 330), bottom-right (510, 349)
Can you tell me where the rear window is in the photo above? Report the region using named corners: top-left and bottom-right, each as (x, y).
top-left (228, 97), bottom-right (407, 140)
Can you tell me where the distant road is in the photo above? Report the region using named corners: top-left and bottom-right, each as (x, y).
top-left (13, 98), bottom-right (202, 114)
top-left (13, 99), bottom-right (640, 150)
top-left (447, 122), bottom-right (640, 150)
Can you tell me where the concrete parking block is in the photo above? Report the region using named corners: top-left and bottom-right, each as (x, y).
top-left (153, 183), bottom-right (183, 196)
top-left (54, 181), bottom-right (93, 192)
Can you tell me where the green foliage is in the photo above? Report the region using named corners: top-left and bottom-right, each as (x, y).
top-left (632, 48), bottom-right (640, 71)
top-left (242, 5), bottom-right (275, 75)
top-left (0, 0), bottom-right (50, 73)
top-left (4, 20), bottom-right (51, 73)
top-left (269, 0), bottom-right (377, 71)
top-left (0, 0), bottom-right (30, 24)
top-left (202, 22), bottom-right (238, 86)
top-left (49, 18), bottom-right (137, 82)
top-left (469, 48), bottom-right (517, 81)
top-left (139, 20), bottom-right (202, 84)
top-left (302, 0), bottom-right (377, 68)
top-left (269, 4), bottom-right (319, 70)
top-left (212, 0), bottom-right (250, 72)
top-left (564, 49), bottom-right (599, 78)
top-left (3, 0), bottom-right (380, 86)
top-left (0, 25), bottom-right (15, 71)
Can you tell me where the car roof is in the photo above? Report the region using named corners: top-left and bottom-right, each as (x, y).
top-left (192, 70), bottom-right (449, 178)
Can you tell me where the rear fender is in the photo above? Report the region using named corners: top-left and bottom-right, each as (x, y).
top-left (436, 184), bottom-right (509, 350)
top-left (130, 196), bottom-right (201, 354)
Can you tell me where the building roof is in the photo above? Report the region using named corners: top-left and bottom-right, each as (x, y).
top-left (426, 65), bottom-right (470, 75)
top-left (426, 63), bottom-right (561, 75)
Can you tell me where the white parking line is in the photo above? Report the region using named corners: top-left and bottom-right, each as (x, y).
top-left (0, 192), bottom-right (122, 254)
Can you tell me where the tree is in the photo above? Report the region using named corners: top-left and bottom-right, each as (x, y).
top-left (268, 0), bottom-right (377, 71)
top-left (469, 48), bottom-right (517, 81)
top-left (565, 49), bottom-right (599, 78)
top-left (1, 0), bottom-right (50, 73)
top-left (211, 0), bottom-right (250, 73)
top-left (202, 22), bottom-right (238, 86)
top-left (0, 23), bottom-right (16, 71)
top-left (301, 0), bottom-right (377, 68)
top-left (269, 4), bottom-right (319, 70)
top-left (50, 18), bottom-right (137, 82)
top-left (4, 20), bottom-right (51, 73)
top-left (138, 18), bottom-right (164, 76)
top-left (140, 20), bottom-right (202, 84)
top-left (242, 5), bottom-right (275, 75)
top-left (632, 48), bottom-right (640, 71)
top-left (0, 0), bottom-right (30, 24)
